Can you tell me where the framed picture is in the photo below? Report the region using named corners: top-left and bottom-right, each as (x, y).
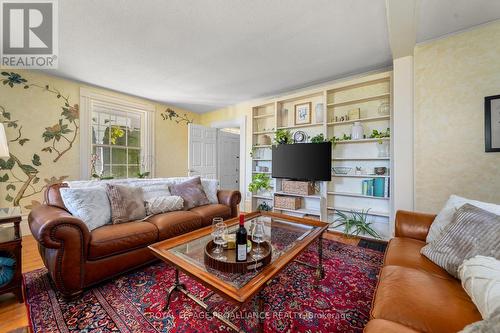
top-left (485, 94), bottom-right (500, 152)
top-left (294, 102), bottom-right (311, 125)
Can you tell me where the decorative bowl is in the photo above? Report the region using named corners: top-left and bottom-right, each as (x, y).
top-left (332, 167), bottom-right (352, 175)
top-left (374, 167), bottom-right (387, 175)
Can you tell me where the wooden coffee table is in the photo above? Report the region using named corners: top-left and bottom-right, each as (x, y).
top-left (149, 211), bottom-right (329, 332)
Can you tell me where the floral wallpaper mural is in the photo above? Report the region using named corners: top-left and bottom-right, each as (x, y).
top-left (0, 72), bottom-right (78, 209)
top-left (161, 107), bottom-right (193, 124)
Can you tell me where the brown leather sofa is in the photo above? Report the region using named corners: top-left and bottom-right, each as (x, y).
top-left (364, 210), bottom-right (482, 333)
top-left (28, 183), bottom-right (241, 298)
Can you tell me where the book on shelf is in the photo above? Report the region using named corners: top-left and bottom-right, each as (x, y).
top-left (361, 178), bottom-right (389, 198)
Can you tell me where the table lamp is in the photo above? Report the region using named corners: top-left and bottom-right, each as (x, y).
top-left (0, 124), bottom-right (9, 158)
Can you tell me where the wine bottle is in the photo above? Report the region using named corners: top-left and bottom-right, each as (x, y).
top-left (236, 214), bottom-right (247, 262)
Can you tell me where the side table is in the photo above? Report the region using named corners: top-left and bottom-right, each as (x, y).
top-left (0, 207), bottom-right (23, 302)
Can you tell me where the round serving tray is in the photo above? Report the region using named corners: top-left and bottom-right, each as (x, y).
top-left (204, 238), bottom-right (272, 274)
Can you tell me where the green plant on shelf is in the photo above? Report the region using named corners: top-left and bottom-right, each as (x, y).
top-left (332, 133), bottom-right (352, 142)
top-left (369, 128), bottom-right (390, 143)
top-left (248, 173), bottom-right (272, 194)
top-left (273, 129), bottom-right (293, 145)
top-left (310, 133), bottom-right (334, 144)
top-left (333, 209), bottom-right (381, 239)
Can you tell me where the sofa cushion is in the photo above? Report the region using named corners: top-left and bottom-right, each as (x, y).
top-left (364, 319), bottom-right (420, 333)
top-left (427, 195), bottom-right (500, 243)
top-left (169, 177), bottom-right (210, 210)
top-left (145, 211), bottom-right (203, 239)
top-left (422, 204), bottom-right (500, 278)
top-left (105, 184), bottom-right (146, 224)
top-left (371, 266), bottom-right (481, 333)
top-left (60, 186), bottom-right (111, 231)
top-left (384, 237), bottom-right (450, 278)
top-left (89, 221), bottom-right (158, 260)
top-left (190, 204), bottom-right (231, 226)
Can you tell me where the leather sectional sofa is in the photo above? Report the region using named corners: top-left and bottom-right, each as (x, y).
top-left (28, 183), bottom-right (241, 298)
top-left (365, 210), bottom-right (482, 333)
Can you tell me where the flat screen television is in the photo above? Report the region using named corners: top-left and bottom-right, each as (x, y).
top-left (272, 142), bottom-right (332, 181)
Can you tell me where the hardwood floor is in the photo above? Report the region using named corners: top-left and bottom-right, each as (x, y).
top-left (0, 236), bottom-right (44, 333)
top-left (0, 232), bottom-right (359, 333)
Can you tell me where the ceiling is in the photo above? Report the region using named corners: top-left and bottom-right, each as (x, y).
top-left (50, 0), bottom-right (500, 113)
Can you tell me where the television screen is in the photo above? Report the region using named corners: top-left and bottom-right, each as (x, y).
top-left (272, 142), bottom-right (332, 181)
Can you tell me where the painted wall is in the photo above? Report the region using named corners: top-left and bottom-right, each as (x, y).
top-left (414, 21), bottom-right (500, 213)
top-left (0, 70), bottom-right (198, 213)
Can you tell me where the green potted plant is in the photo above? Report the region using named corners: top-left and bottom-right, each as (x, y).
top-left (369, 128), bottom-right (390, 157)
top-left (333, 209), bottom-right (380, 239)
top-left (310, 133), bottom-right (334, 144)
top-left (273, 129), bottom-right (293, 145)
top-left (248, 173), bottom-right (272, 196)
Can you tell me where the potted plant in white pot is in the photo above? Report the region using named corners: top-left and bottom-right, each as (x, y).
top-left (248, 173), bottom-right (272, 197)
top-left (369, 128), bottom-right (390, 157)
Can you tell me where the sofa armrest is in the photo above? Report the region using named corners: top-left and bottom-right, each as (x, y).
top-left (394, 210), bottom-right (436, 242)
top-left (217, 190), bottom-right (241, 218)
top-left (28, 204), bottom-right (90, 297)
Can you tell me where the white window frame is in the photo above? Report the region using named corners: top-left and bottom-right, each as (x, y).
top-left (79, 88), bottom-right (155, 179)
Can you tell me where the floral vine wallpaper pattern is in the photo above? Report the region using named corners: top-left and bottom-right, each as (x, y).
top-left (0, 72), bottom-right (77, 209)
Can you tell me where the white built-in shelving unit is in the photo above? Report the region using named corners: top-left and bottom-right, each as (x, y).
top-left (250, 71), bottom-right (393, 239)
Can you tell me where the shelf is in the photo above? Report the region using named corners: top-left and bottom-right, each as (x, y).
top-left (327, 115), bottom-right (390, 126)
top-left (274, 207), bottom-right (321, 216)
top-left (252, 195), bottom-right (273, 200)
top-left (253, 114), bottom-right (275, 119)
top-left (334, 138), bottom-right (390, 144)
top-left (253, 130), bottom-right (275, 135)
top-left (332, 174), bottom-right (390, 178)
top-left (277, 123), bottom-right (323, 130)
top-left (274, 191), bottom-right (321, 199)
top-left (252, 145), bottom-right (272, 148)
top-left (327, 206), bottom-right (389, 217)
top-left (327, 191), bottom-right (390, 200)
top-left (327, 93), bottom-right (390, 108)
top-left (252, 159), bottom-right (271, 161)
top-left (332, 157), bottom-right (390, 161)
top-left (252, 171), bottom-right (272, 174)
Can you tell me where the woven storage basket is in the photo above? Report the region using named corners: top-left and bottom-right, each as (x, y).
top-left (274, 195), bottom-right (302, 210)
top-left (282, 180), bottom-right (315, 195)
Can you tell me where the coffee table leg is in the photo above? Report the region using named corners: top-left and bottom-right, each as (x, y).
top-left (316, 233), bottom-right (324, 280)
top-left (257, 290), bottom-right (265, 332)
top-left (164, 268), bottom-right (186, 311)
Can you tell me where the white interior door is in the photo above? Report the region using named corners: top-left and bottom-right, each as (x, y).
top-left (188, 124), bottom-right (217, 178)
top-left (218, 130), bottom-right (240, 190)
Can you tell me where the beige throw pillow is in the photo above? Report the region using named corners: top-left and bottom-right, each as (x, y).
top-left (421, 204), bottom-right (500, 278)
top-left (145, 195), bottom-right (184, 215)
top-left (169, 177), bottom-right (210, 210)
top-left (105, 184), bottom-right (146, 223)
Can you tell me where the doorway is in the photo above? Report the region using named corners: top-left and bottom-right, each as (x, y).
top-left (217, 128), bottom-right (240, 191)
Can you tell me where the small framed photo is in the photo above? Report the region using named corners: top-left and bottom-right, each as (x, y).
top-left (485, 94), bottom-right (500, 152)
top-left (294, 102), bottom-right (311, 125)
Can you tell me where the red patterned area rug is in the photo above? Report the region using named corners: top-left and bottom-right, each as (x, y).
top-left (24, 240), bottom-right (383, 333)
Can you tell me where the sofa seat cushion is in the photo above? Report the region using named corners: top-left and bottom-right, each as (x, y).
top-left (89, 221), bottom-right (158, 260)
top-left (145, 211), bottom-right (203, 239)
top-left (364, 319), bottom-right (420, 333)
top-left (384, 237), bottom-right (450, 278)
top-left (371, 266), bottom-right (481, 333)
top-left (190, 204), bottom-right (231, 226)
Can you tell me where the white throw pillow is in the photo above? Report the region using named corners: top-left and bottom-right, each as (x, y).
top-left (458, 256), bottom-right (500, 319)
top-left (60, 186), bottom-right (111, 230)
top-left (201, 179), bottom-right (219, 204)
top-left (427, 195), bottom-right (500, 243)
top-left (145, 196), bottom-right (184, 215)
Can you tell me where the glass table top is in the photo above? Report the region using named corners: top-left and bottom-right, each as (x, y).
top-left (167, 215), bottom-right (319, 289)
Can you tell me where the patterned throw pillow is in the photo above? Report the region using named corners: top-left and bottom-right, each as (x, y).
top-left (145, 196), bottom-right (184, 215)
top-left (169, 177), bottom-right (210, 210)
top-left (421, 204), bottom-right (500, 278)
top-left (105, 184), bottom-right (146, 224)
top-left (60, 186), bottom-right (111, 230)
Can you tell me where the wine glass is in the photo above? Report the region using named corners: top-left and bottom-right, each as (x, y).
top-left (213, 224), bottom-right (228, 261)
top-left (211, 217), bottom-right (224, 254)
top-left (252, 220), bottom-right (265, 260)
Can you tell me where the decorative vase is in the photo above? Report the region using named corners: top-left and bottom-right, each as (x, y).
top-left (376, 141), bottom-right (390, 157)
top-left (351, 122), bottom-right (364, 140)
top-left (315, 103), bottom-right (324, 123)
